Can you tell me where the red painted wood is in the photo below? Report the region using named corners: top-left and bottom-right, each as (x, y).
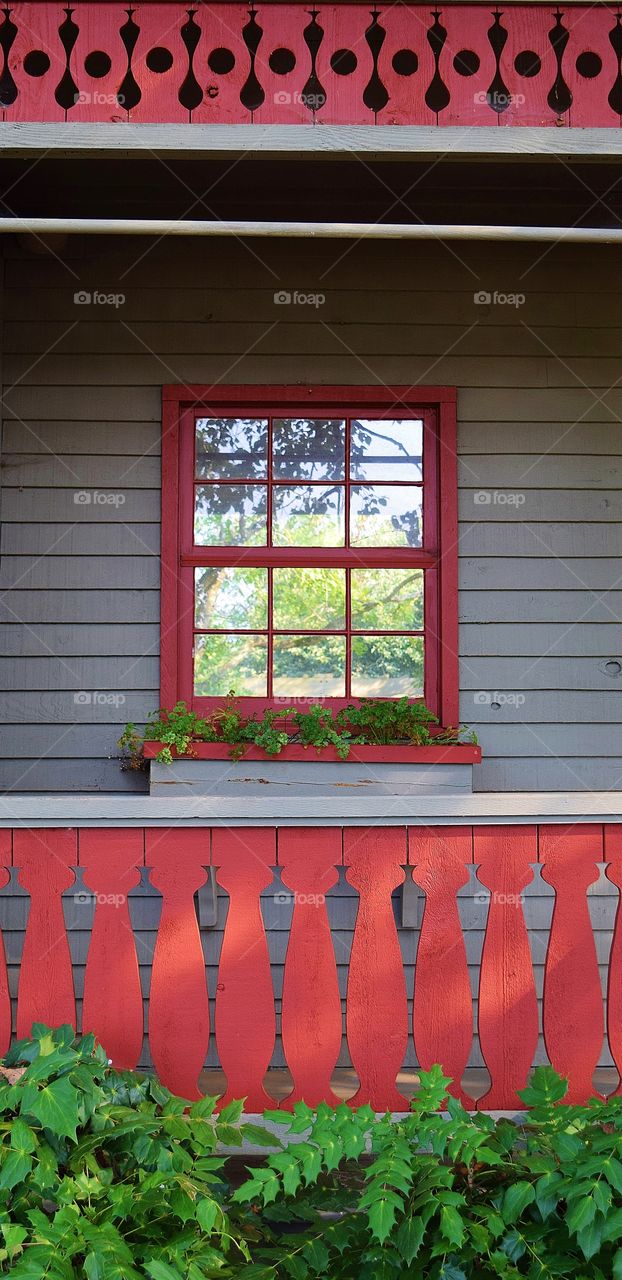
top-left (279, 827), bottom-right (342, 1107)
top-left (80, 829), bottom-right (144, 1070)
top-left (14, 828), bottom-right (76, 1038)
top-left (603, 825), bottom-right (622, 1094)
top-left (0, 833), bottom-right (12, 1055)
top-left (475, 826), bottom-right (539, 1109)
top-left (540, 824), bottom-right (604, 1103)
top-left (344, 827), bottom-right (408, 1109)
top-left (410, 826), bottom-right (473, 1107)
top-left (144, 741), bottom-right (481, 762)
top-left (146, 828), bottom-right (210, 1100)
top-left (212, 828), bottom-right (276, 1109)
top-left (161, 384), bottom-right (458, 726)
top-left (4, 7), bottom-right (622, 127)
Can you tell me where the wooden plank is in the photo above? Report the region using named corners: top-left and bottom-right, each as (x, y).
top-left (410, 826), bottom-right (473, 1106)
top-left (1, 623), bottom-right (160, 658)
top-left (0, 590), bottom-right (159, 623)
top-left (1, 421), bottom-right (160, 455)
top-left (474, 826), bottom-right (539, 1108)
top-left (0, 692), bottom-right (155, 724)
top-left (2, 387), bottom-right (160, 421)
top-left (1, 490), bottom-right (160, 523)
top-left (0, 657), bottom-right (159, 689)
top-left (344, 827), bottom-right (408, 1109)
top-left (459, 492), bottom-right (622, 522)
top-left (460, 656), bottom-right (622, 690)
top-left (540, 824), bottom-right (605, 1102)
top-left (461, 421), bottom-right (622, 454)
top-left (460, 590), bottom-right (622, 623)
top-left (14, 828), bottom-right (77, 1037)
top-left (461, 623), bottom-right (622, 658)
top-left (146, 828), bottom-right (210, 1100)
top-left (0, 455), bottom-right (160, 487)
top-left (1, 523), bottom-right (160, 555)
top-left (476, 760), bottom-right (622, 793)
top-left (459, 456), bottom-right (622, 488)
top-left (80, 828), bottom-right (144, 1070)
top-left (212, 828), bottom-right (276, 1110)
top-left (460, 560), bottom-right (622, 591)
top-left (278, 828), bottom-right (342, 1107)
top-left (458, 523), bottom-right (622, 558)
top-left (0, 558), bottom-right (160, 590)
top-left (2, 122), bottom-right (622, 159)
top-left (470, 724), bottom-right (622, 756)
top-left (0, 760), bottom-right (146, 793)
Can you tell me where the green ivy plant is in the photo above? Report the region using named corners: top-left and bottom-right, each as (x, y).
top-left (4, 1030), bottom-right (622, 1278)
top-left (118, 695), bottom-right (476, 766)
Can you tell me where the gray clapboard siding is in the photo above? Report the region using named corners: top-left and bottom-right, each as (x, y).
top-left (0, 557), bottom-right (160, 590)
top-left (1, 523), bottom-right (160, 555)
top-left (477, 759), bottom-right (622, 792)
top-left (459, 456), bottom-right (622, 488)
top-left (460, 624), bottom-right (622, 657)
top-left (460, 692), bottom-right (622, 722)
top-left (460, 590), bottom-right (622, 623)
top-left (1, 455), bottom-right (160, 488)
top-left (458, 490), bottom-right (622, 521)
top-left (460, 421), bottom-right (622, 454)
top-left (460, 658), bottom-right (622, 691)
top-left (458, 524), bottom-right (622, 557)
top-left (461, 558), bottom-right (622, 590)
top-left (2, 354), bottom-right (551, 388)
top-left (0, 692), bottom-right (157, 724)
top-left (1, 724), bottom-right (144, 757)
top-left (0, 658), bottom-right (159, 690)
top-left (473, 723), bottom-right (622, 756)
top-left (1, 489), bottom-right (160, 523)
top-left (3, 236), bottom-right (622, 795)
top-left (1, 623), bottom-right (159, 657)
top-left (0, 590), bottom-right (159, 623)
top-left (1, 421), bottom-right (160, 455)
top-left (0, 760), bottom-right (146, 792)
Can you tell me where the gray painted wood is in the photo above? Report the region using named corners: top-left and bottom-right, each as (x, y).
top-left (1, 421), bottom-right (160, 454)
top-left (459, 491), bottom-right (622, 521)
top-left (0, 657), bottom-right (159, 690)
top-left (0, 692), bottom-right (157, 723)
top-left (2, 122), bottom-right (620, 160)
top-left (0, 557), bottom-right (160, 590)
top-left (460, 623), bottom-right (622, 657)
top-left (1, 524), bottom-right (160, 555)
top-left (460, 591), bottom-right (622, 623)
top-left (2, 623), bottom-right (159, 657)
top-left (149, 759), bottom-right (474, 797)
top-left (458, 524), bottom-right (622, 557)
top-left (0, 590), bottom-right (159, 623)
top-left (461, 558), bottom-right (622, 590)
top-left (461, 657), bottom-right (622, 690)
top-left (1, 489), bottom-right (161, 522)
top-left (460, 692), bottom-right (622, 721)
top-left (1, 455), bottom-right (160, 487)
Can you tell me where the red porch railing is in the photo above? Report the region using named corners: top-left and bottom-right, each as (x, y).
top-left (1, 4), bottom-right (621, 127)
top-left (2, 822), bottom-right (620, 1109)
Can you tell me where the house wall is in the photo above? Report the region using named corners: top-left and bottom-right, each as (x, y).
top-left (1, 234), bottom-right (621, 794)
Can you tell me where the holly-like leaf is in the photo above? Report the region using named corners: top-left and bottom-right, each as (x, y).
top-left (501, 1181), bottom-right (535, 1225)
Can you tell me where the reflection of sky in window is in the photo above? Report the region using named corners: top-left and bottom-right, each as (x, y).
top-left (195, 418), bottom-right (268, 478)
top-left (273, 419), bottom-right (346, 480)
top-left (350, 485), bottom-right (423, 547)
top-left (350, 419), bottom-right (423, 480)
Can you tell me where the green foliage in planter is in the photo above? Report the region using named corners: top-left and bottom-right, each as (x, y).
top-left (4, 1032), bottom-right (622, 1278)
top-left (118, 695), bottom-right (474, 765)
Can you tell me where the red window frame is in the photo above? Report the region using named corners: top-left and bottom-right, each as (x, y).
top-left (161, 385), bottom-right (458, 726)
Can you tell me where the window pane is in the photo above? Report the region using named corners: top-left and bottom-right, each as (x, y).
top-left (350, 485), bottom-right (422, 547)
top-left (195, 417), bottom-right (268, 479)
top-left (194, 633), bottom-right (267, 696)
top-left (351, 568), bottom-right (424, 631)
top-left (274, 567), bottom-right (345, 630)
top-left (273, 485), bottom-right (345, 546)
top-left (273, 418), bottom-right (345, 480)
top-left (273, 635), bottom-right (346, 697)
top-left (194, 484), bottom-right (267, 545)
top-left (350, 419), bottom-right (423, 480)
top-left (194, 567), bottom-right (268, 630)
top-left (351, 635), bottom-right (424, 697)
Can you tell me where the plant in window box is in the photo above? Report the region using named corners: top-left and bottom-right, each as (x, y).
top-left (118, 695), bottom-right (479, 768)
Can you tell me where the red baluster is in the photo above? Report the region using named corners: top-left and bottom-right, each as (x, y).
top-left (344, 827), bottom-right (408, 1110)
top-left (410, 826), bottom-right (473, 1107)
top-left (0, 832), bottom-right (12, 1054)
top-left (279, 827), bottom-right (342, 1107)
top-left (475, 826), bottom-right (539, 1109)
top-left (80, 829), bottom-right (144, 1069)
top-left (14, 828), bottom-right (76, 1037)
top-left (540, 824), bottom-right (604, 1103)
top-left (603, 825), bottom-right (622, 1094)
top-left (146, 828), bottom-right (210, 1100)
top-left (212, 828), bottom-right (276, 1110)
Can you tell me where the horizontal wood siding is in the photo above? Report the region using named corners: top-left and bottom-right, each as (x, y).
top-left (2, 236), bottom-right (621, 792)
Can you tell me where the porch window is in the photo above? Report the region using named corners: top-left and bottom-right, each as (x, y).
top-left (161, 387), bottom-right (458, 724)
